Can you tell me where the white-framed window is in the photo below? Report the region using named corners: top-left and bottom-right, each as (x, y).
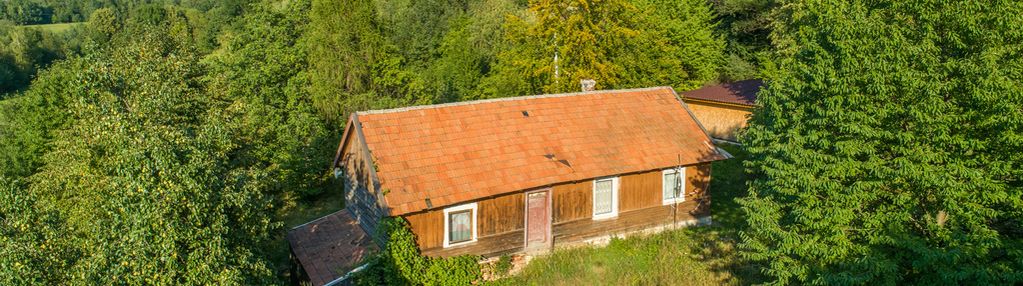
top-left (443, 202), bottom-right (478, 248)
top-left (592, 177), bottom-right (619, 220)
top-left (662, 167), bottom-right (687, 205)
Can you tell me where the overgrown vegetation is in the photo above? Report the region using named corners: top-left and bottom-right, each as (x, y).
top-left (1, 0), bottom-right (768, 283)
top-left (351, 218), bottom-right (482, 286)
top-left (4, 0), bottom-right (1018, 284)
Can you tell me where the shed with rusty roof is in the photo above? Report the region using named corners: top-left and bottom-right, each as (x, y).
top-left (680, 79), bottom-right (762, 141)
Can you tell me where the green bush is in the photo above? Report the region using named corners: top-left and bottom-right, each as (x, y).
top-left (351, 218), bottom-right (482, 285)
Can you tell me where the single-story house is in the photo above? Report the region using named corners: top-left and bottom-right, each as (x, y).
top-left (289, 86), bottom-right (731, 285)
top-left (680, 79), bottom-right (762, 141)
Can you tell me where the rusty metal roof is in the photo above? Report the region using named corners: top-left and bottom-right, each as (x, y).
top-left (681, 79), bottom-right (762, 106)
top-left (287, 210), bottom-right (378, 286)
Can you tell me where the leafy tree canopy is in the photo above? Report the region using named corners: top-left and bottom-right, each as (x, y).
top-left (740, 0), bottom-right (1023, 284)
top-left (482, 0), bottom-right (724, 97)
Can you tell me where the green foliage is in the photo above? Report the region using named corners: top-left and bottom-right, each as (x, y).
top-left (710, 0), bottom-right (778, 81)
top-left (375, 0), bottom-right (466, 66)
top-left (483, 0), bottom-right (724, 97)
top-left (740, 1), bottom-right (1023, 284)
top-left (427, 0), bottom-right (524, 102)
top-left (0, 0), bottom-right (51, 25)
top-left (0, 177), bottom-right (73, 285)
top-left (627, 0), bottom-right (726, 89)
top-left (352, 218), bottom-right (482, 285)
top-left (20, 34), bottom-right (278, 284)
top-left (204, 0), bottom-right (332, 198)
top-left (87, 8), bottom-right (119, 42)
top-left (0, 93), bottom-right (51, 178)
top-left (304, 0), bottom-right (412, 126)
top-left (0, 0), bottom-right (764, 283)
top-left (0, 20), bottom-right (85, 95)
top-left (490, 0), bottom-right (640, 94)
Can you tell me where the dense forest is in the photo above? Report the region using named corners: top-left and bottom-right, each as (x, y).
top-left (1, 0), bottom-right (1020, 285)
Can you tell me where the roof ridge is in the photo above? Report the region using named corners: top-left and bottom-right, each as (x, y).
top-left (356, 86), bottom-right (672, 116)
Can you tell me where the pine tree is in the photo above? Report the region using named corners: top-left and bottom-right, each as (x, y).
top-left (740, 1), bottom-right (1023, 284)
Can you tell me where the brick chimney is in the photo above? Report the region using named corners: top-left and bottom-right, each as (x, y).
top-left (580, 79), bottom-right (596, 92)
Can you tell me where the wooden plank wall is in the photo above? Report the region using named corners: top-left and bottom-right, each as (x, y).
top-left (553, 201), bottom-right (703, 243)
top-left (404, 209), bottom-right (444, 249)
top-left (341, 130), bottom-right (385, 238)
top-left (552, 181), bottom-right (591, 223)
top-left (406, 162), bottom-right (715, 258)
top-left (687, 164), bottom-right (712, 215)
top-left (685, 101), bottom-right (752, 141)
top-left (619, 171), bottom-right (661, 212)
top-left (404, 191), bottom-right (525, 251)
top-left (479, 192), bottom-right (525, 236)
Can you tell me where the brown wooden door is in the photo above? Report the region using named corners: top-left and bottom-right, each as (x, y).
top-left (525, 190), bottom-right (551, 251)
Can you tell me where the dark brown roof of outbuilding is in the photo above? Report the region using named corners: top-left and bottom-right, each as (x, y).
top-left (344, 86), bottom-right (728, 215)
top-left (681, 79), bottom-right (762, 106)
top-left (287, 210), bottom-right (378, 286)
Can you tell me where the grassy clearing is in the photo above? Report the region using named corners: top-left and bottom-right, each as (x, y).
top-left (489, 144), bottom-right (761, 285)
top-left (18, 22), bottom-right (82, 33)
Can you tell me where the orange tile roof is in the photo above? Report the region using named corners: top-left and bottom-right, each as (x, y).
top-left (351, 87), bottom-right (727, 215)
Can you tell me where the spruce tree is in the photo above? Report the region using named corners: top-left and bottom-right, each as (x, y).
top-left (740, 1), bottom-right (1023, 284)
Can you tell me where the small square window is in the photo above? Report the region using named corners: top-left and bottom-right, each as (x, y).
top-left (663, 168), bottom-right (686, 205)
top-left (443, 202), bottom-right (477, 247)
top-left (448, 210), bottom-right (473, 244)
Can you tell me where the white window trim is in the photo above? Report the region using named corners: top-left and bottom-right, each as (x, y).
top-left (592, 177), bottom-right (620, 220)
top-left (442, 202), bottom-right (478, 248)
top-left (662, 167), bottom-right (687, 205)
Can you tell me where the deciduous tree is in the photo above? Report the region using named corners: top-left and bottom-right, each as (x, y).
top-left (740, 1), bottom-right (1023, 284)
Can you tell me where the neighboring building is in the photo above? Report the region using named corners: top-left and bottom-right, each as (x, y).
top-left (680, 79), bottom-right (762, 141)
top-left (289, 86), bottom-right (731, 285)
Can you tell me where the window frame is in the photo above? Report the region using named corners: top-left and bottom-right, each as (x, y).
top-left (442, 202), bottom-right (478, 248)
top-left (662, 167), bottom-right (687, 205)
top-left (591, 176), bottom-right (620, 220)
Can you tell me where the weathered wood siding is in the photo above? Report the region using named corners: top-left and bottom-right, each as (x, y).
top-left (552, 181), bottom-right (592, 223)
top-left (551, 163), bottom-right (713, 246)
top-left (479, 192), bottom-right (525, 236)
top-left (407, 162), bottom-right (714, 258)
top-left (685, 100), bottom-right (752, 141)
top-left (686, 163), bottom-right (712, 215)
top-left (340, 129), bottom-right (386, 238)
top-left (405, 209), bottom-right (444, 249)
top-left (620, 171), bottom-right (662, 212)
top-left (405, 191), bottom-right (525, 253)
top-left (553, 201), bottom-right (708, 243)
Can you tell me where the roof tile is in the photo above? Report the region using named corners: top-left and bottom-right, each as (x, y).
top-left (353, 87), bottom-right (726, 215)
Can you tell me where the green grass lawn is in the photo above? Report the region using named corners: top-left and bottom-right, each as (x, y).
top-left (18, 22), bottom-right (83, 33)
top-left (489, 144), bottom-right (762, 285)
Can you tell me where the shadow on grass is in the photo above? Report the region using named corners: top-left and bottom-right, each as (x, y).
top-left (697, 144), bottom-right (766, 284)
